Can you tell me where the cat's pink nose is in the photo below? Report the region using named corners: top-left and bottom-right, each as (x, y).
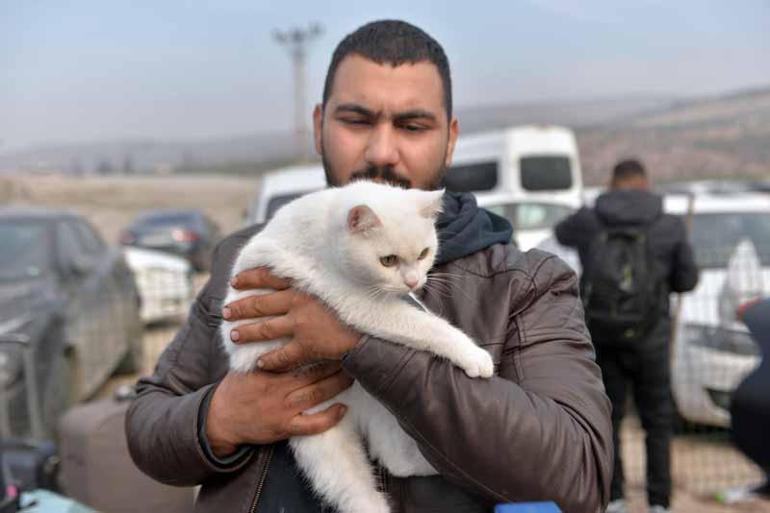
top-left (405, 277), bottom-right (419, 289)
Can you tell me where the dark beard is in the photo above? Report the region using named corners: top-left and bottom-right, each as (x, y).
top-left (322, 151), bottom-right (446, 191)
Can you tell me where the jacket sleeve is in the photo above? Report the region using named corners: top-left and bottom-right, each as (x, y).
top-left (669, 218), bottom-right (699, 293)
top-left (342, 256), bottom-right (613, 513)
top-left (125, 242), bottom-right (255, 486)
top-left (554, 207), bottom-right (593, 249)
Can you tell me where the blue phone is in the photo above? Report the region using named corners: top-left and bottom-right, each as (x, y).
top-left (495, 502), bottom-right (562, 513)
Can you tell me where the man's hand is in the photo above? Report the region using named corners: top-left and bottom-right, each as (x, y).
top-left (222, 267), bottom-right (362, 371)
top-left (206, 362), bottom-right (352, 457)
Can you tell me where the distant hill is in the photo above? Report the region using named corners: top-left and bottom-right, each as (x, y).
top-left (575, 86), bottom-right (770, 184)
top-left (1, 86), bottom-right (768, 185)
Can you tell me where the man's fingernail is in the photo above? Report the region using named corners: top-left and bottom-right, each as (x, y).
top-left (222, 307), bottom-right (231, 319)
top-left (230, 330), bottom-right (240, 342)
top-left (230, 276), bottom-right (239, 287)
top-left (338, 405), bottom-right (348, 418)
top-left (256, 359), bottom-right (264, 368)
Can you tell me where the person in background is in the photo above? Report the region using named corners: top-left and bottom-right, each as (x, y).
top-left (724, 297), bottom-right (770, 503)
top-left (555, 158), bottom-right (699, 513)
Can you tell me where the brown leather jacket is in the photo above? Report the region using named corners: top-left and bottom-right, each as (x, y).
top-left (126, 223), bottom-right (612, 513)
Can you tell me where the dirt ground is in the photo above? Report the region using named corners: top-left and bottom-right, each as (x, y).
top-left (9, 174), bottom-right (770, 512)
top-left (1, 173), bottom-right (257, 242)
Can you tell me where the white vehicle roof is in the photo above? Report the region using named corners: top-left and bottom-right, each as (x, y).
top-left (664, 192), bottom-right (770, 215)
top-left (456, 125), bottom-right (578, 156)
top-left (259, 164), bottom-right (326, 197)
top-left (474, 191), bottom-right (578, 208)
top-left (123, 246), bottom-right (190, 272)
top-left (247, 164), bottom-right (326, 225)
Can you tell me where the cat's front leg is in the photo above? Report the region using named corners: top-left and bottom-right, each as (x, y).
top-left (361, 304), bottom-right (494, 378)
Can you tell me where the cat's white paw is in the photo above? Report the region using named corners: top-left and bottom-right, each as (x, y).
top-left (460, 346), bottom-right (494, 378)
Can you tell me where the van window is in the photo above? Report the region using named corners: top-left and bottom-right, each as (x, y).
top-left (443, 161), bottom-right (498, 192)
top-left (520, 156), bottom-right (572, 191)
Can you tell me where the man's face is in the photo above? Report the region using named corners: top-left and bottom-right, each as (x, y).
top-left (314, 54), bottom-right (459, 190)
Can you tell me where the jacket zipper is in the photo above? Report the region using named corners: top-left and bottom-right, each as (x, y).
top-left (249, 445), bottom-right (274, 513)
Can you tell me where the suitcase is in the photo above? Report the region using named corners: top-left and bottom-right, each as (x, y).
top-left (57, 388), bottom-right (194, 513)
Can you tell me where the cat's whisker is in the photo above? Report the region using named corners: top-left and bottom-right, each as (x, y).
top-left (422, 283), bottom-right (452, 299)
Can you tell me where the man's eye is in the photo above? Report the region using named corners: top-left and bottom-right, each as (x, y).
top-left (341, 118), bottom-right (369, 126)
top-left (379, 255), bottom-right (398, 267)
top-left (401, 124), bottom-right (425, 132)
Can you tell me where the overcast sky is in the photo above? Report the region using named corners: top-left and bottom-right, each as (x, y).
top-left (1, 0), bottom-right (769, 151)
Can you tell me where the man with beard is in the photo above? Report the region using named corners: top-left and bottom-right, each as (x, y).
top-left (126, 20), bottom-right (612, 513)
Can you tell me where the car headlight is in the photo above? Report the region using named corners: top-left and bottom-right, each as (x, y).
top-left (683, 324), bottom-right (760, 357)
top-left (0, 348), bottom-right (23, 388)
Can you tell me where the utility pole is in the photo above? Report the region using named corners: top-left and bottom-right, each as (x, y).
top-left (273, 23), bottom-right (323, 162)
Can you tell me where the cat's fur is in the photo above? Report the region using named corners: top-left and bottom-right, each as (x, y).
top-left (220, 181), bottom-right (494, 513)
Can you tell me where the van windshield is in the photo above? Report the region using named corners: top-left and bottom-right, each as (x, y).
top-left (520, 156), bottom-right (572, 191)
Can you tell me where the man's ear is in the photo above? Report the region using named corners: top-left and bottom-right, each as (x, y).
top-left (347, 205), bottom-right (382, 233)
top-left (313, 104), bottom-right (323, 156)
top-left (444, 117), bottom-right (459, 168)
top-left (419, 190), bottom-right (445, 219)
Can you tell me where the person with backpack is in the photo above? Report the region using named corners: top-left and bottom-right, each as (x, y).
top-left (555, 159), bottom-right (699, 513)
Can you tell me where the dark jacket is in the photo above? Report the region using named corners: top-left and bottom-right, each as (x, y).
top-left (126, 193), bottom-right (613, 513)
top-left (555, 189), bottom-right (699, 314)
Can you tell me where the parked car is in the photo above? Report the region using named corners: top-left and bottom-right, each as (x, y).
top-left (477, 193), bottom-right (576, 251)
top-left (245, 165), bottom-right (326, 226)
top-left (0, 207), bottom-right (142, 438)
top-left (538, 192), bottom-right (770, 427)
top-left (120, 209), bottom-right (221, 272)
top-left (123, 247), bottom-right (194, 324)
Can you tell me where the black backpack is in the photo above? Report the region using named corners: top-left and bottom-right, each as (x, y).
top-left (581, 223), bottom-right (661, 343)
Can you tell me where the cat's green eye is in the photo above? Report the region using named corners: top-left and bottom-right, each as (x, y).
top-left (418, 248), bottom-right (430, 260)
top-left (380, 255), bottom-right (398, 267)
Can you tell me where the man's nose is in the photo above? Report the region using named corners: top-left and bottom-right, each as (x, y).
top-left (365, 124), bottom-right (399, 168)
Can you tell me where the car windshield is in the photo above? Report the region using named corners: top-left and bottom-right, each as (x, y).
top-left (0, 221), bottom-right (50, 281)
top-left (690, 212), bottom-right (770, 268)
top-left (486, 202), bottom-right (574, 231)
top-left (138, 212), bottom-right (196, 227)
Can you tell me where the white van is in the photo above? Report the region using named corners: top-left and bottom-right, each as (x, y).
top-left (245, 164), bottom-right (326, 225)
top-left (445, 125), bottom-right (583, 207)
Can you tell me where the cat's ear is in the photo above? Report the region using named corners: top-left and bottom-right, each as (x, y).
top-left (347, 204), bottom-right (381, 234)
top-left (419, 189), bottom-right (445, 219)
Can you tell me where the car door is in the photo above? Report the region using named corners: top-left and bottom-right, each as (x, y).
top-left (56, 219), bottom-right (114, 399)
top-left (72, 220), bottom-right (138, 381)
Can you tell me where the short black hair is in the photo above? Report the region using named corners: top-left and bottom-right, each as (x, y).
top-left (612, 159), bottom-right (646, 182)
top-left (322, 20), bottom-right (452, 119)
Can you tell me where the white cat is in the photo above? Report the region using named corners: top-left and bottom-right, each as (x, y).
top-left (220, 180), bottom-right (494, 513)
